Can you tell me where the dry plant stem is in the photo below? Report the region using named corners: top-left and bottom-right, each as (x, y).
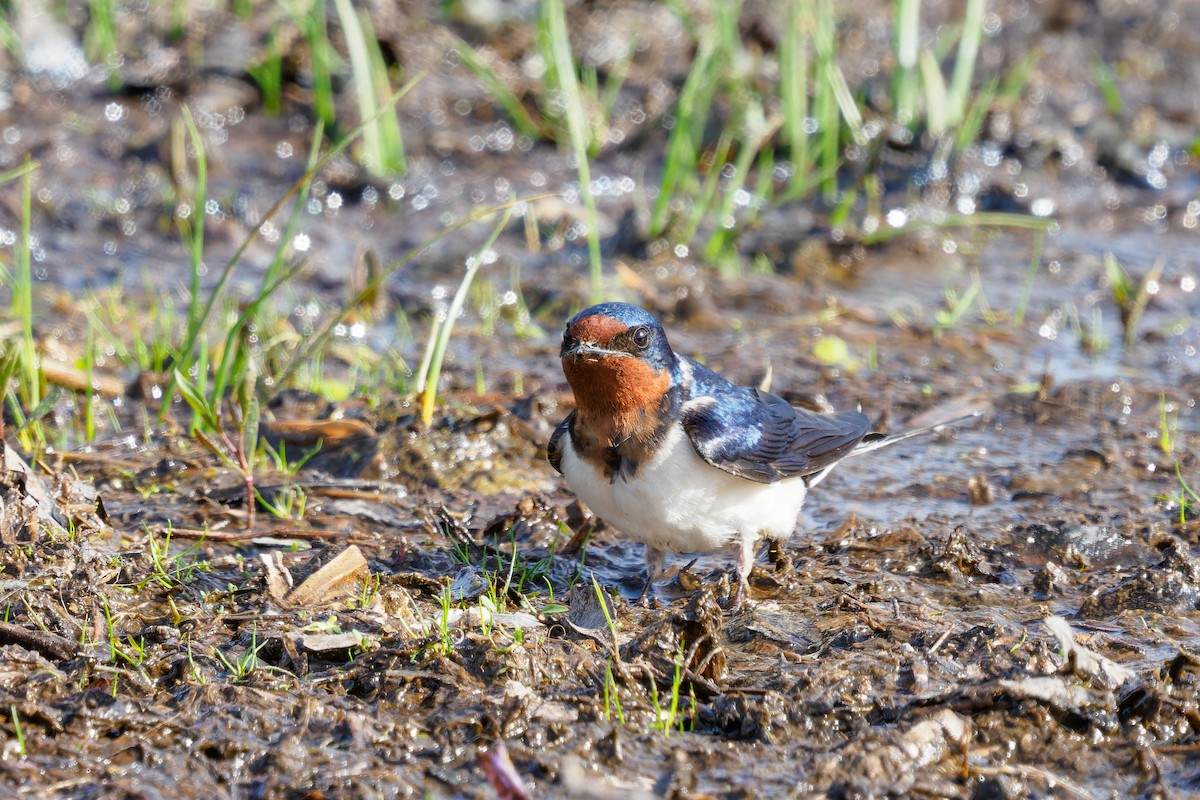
top-left (162, 527), bottom-right (345, 542)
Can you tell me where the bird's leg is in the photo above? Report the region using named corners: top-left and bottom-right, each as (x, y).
top-left (729, 536), bottom-right (758, 612)
top-left (636, 545), bottom-right (666, 606)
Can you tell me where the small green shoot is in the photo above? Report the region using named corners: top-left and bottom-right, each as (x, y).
top-left (1157, 464), bottom-right (1199, 526)
top-left (10, 706), bottom-right (25, 757)
top-left (140, 525), bottom-right (209, 590)
top-left (298, 0), bottom-right (338, 131)
top-left (1158, 394), bottom-right (1176, 457)
top-left (648, 639), bottom-right (689, 736)
top-left (591, 574), bottom-right (620, 661)
top-left (893, 0), bottom-right (920, 127)
top-left (101, 600), bottom-right (148, 675)
top-left (214, 627), bottom-right (267, 683)
top-left (432, 585), bottom-right (455, 657)
top-left (602, 657), bottom-right (625, 723)
top-left (1092, 57), bottom-right (1123, 116)
top-left (174, 366), bottom-right (259, 529)
top-left (186, 639), bottom-right (208, 685)
top-left (1103, 252), bottom-right (1166, 350)
top-left (935, 274), bottom-right (983, 333)
top-left (255, 485), bottom-right (308, 521)
top-left (1174, 467), bottom-right (1199, 524)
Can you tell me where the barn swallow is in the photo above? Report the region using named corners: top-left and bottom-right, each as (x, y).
top-left (548, 301), bottom-right (961, 611)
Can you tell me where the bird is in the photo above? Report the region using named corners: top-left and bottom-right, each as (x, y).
top-left (548, 301), bottom-right (963, 610)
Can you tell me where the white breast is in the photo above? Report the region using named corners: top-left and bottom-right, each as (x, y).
top-left (559, 422), bottom-right (809, 555)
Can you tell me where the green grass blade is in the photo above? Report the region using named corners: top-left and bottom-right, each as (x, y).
top-left (946, 0), bottom-right (984, 126)
top-left (418, 207), bottom-right (513, 425)
top-left (541, 0), bottom-right (604, 300)
top-left (781, 0), bottom-right (812, 193)
top-left (919, 49), bottom-right (947, 136)
top-left (455, 42), bottom-right (544, 140)
top-left (178, 106), bottom-right (208, 354)
top-left (1091, 57), bottom-right (1122, 116)
top-left (893, 0), bottom-right (920, 126)
top-left (863, 211), bottom-right (1057, 245)
top-left (650, 32), bottom-right (718, 236)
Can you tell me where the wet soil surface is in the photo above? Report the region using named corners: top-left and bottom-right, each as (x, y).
top-left (1, 1), bottom-right (1200, 798)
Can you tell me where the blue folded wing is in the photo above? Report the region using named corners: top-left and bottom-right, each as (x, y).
top-left (681, 381), bottom-right (871, 485)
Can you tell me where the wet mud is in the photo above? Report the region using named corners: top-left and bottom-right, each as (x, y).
top-left (1, 0), bottom-right (1199, 798)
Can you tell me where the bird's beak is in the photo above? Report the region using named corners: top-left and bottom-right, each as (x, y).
top-left (561, 339), bottom-right (628, 362)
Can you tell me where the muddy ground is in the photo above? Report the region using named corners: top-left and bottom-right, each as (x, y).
top-left (1, 0), bottom-right (1199, 798)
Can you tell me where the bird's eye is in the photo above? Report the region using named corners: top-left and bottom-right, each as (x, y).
top-left (631, 326), bottom-right (651, 349)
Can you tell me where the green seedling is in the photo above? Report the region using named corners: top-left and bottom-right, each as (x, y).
top-left (260, 439), bottom-right (323, 477)
top-left (893, 0), bottom-right (920, 126)
top-left (431, 585), bottom-right (455, 658)
top-left (352, 575), bottom-right (381, 610)
top-left (186, 639), bottom-right (208, 685)
top-left (10, 707), bottom-right (25, 758)
top-left (934, 274), bottom-right (983, 333)
top-left (648, 639), bottom-right (690, 736)
top-left (1063, 300), bottom-right (1110, 355)
top-left (1092, 57), bottom-right (1122, 116)
top-left (174, 364), bottom-right (261, 529)
top-left (946, 0), bottom-right (985, 131)
top-left (781, 0), bottom-right (811, 187)
top-left (591, 574), bottom-right (621, 663)
top-left (140, 525), bottom-right (209, 590)
top-left (1157, 393), bottom-right (1176, 457)
top-left (541, 577), bottom-right (568, 615)
top-left (101, 600), bottom-right (149, 684)
top-left (255, 484), bottom-right (308, 521)
top-left (214, 627), bottom-right (267, 683)
top-left (1103, 252), bottom-right (1165, 350)
top-left (602, 657), bottom-right (625, 723)
top-left (649, 28), bottom-right (718, 237)
top-left (1173, 466), bottom-right (1199, 524)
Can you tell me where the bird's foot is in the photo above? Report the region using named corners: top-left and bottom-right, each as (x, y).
top-left (726, 575), bottom-right (755, 613)
top-left (634, 576), bottom-right (657, 608)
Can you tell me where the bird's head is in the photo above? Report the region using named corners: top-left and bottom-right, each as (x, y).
top-left (559, 302), bottom-right (679, 440)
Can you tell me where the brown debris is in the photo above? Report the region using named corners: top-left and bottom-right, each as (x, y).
top-left (40, 359), bottom-right (127, 398)
top-left (263, 418), bottom-right (377, 446)
top-left (286, 545), bottom-right (371, 606)
top-left (0, 620), bottom-right (79, 661)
